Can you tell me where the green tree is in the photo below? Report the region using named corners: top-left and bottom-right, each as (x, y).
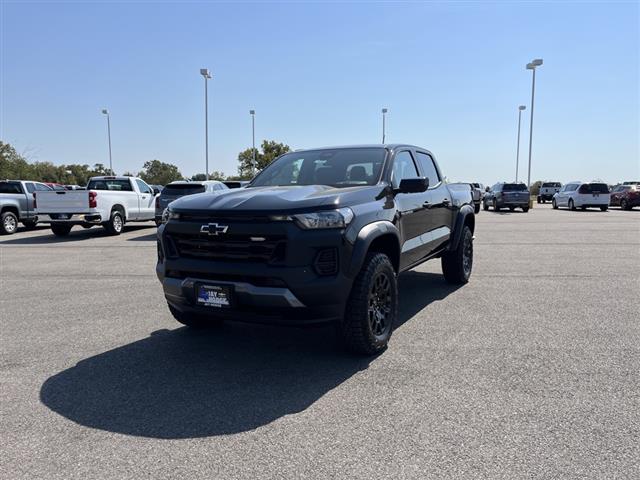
top-left (138, 160), bottom-right (183, 185)
top-left (237, 140), bottom-right (290, 178)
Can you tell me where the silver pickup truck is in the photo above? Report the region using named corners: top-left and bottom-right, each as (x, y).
top-left (36, 176), bottom-right (160, 236)
top-left (0, 180), bottom-right (53, 235)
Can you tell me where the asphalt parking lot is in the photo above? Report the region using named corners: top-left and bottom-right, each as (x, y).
top-left (1, 204), bottom-right (638, 479)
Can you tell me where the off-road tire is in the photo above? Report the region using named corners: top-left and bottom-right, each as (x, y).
top-left (0, 211), bottom-right (19, 235)
top-left (104, 210), bottom-right (124, 235)
top-left (441, 225), bottom-right (473, 285)
top-left (51, 224), bottom-right (72, 236)
top-left (339, 252), bottom-right (397, 355)
top-left (168, 304), bottom-right (223, 328)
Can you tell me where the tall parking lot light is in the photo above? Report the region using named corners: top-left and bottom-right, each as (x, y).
top-left (200, 68), bottom-right (212, 180)
top-left (525, 58), bottom-right (543, 188)
top-left (381, 108), bottom-right (388, 143)
top-left (101, 109), bottom-right (113, 175)
top-left (250, 109), bottom-right (256, 176)
top-left (515, 105), bottom-right (526, 182)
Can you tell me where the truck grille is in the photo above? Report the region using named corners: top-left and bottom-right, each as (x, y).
top-left (169, 232), bottom-right (286, 263)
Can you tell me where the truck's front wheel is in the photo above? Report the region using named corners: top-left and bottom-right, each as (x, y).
top-left (0, 211), bottom-right (19, 235)
top-left (339, 252), bottom-right (397, 355)
top-left (441, 225), bottom-right (473, 284)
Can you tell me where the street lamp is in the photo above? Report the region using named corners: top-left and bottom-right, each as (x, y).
top-left (381, 108), bottom-right (388, 143)
top-left (515, 105), bottom-right (526, 182)
top-left (200, 68), bottom-right (212, 180)
top-left (525, 58), bottom-right (543, 188)
top-left (249, 109), bottom-right (256, 176)
top-left (101, 109), bottom-right (113, 175)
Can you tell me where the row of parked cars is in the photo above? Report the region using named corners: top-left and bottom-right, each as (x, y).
top-left (476, 181), bottom-right (639, 213)
top-left (0, 177), bottom-right (247, 235)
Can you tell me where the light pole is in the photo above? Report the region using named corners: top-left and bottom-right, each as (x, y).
top-left (381, 108), bottom-right (388, 143)
top-left (200, 68), bottom-right (212, 180)
top-left (250, 109), bottom-right (256, 176)
top-left (101, 109), bottom-right (113, 175)
top-left (525, 58), bottom-right (543, 188)
top-left (515, 105), bottom-right (526, 182)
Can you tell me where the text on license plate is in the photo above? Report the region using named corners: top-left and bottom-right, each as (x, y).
top-left (196, 284), bottom-right (232, 308)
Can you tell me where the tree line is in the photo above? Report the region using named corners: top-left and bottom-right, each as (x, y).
top-left (1, 140), bottom-right (290, 186)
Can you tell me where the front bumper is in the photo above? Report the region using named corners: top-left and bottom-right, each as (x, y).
top-left (36, 213), bottom-right (103, 224)
top-left (156, 220), bottom-right (354, 325)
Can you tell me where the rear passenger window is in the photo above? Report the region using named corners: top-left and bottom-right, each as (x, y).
top-left (391, 151), bottom-right (419, 189)
top-left (415, 152), bottom-right (440, 188)
top-left (0, 182), bottom-right (23, 194)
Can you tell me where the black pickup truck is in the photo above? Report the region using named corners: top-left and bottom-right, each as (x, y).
top-left (157, 145), bottom-right (475, 354)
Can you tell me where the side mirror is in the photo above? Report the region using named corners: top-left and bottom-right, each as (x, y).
top-left (398, 177), bottom-right (429, 193)
top-left (152, 187), bottom-right (161, 195)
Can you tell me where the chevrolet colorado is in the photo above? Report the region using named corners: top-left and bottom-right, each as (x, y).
top-left (156, 145), bottom-right (475, 354)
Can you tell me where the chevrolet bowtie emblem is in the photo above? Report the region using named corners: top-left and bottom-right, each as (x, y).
top-left (200, 223), bottom-right (229, 236)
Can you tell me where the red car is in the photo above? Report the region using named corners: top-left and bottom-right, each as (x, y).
top-left (43, 182), bottom-right (66, 191)
top-left (610, 184), bottom-right (640, 210)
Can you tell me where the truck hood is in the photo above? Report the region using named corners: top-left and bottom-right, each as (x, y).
top-left (170, 185), bottom-right (385, 214)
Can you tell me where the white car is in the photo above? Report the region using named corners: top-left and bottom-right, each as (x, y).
top-left (35, 176), bottom-right (160, 236)
top-left (552, 181), bottom-right (610, 211)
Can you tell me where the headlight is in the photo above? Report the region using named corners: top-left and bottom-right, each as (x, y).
top-left (293, 208), bottom-right (354, 229)
top-left (161, 208), bottom-right (180, 224)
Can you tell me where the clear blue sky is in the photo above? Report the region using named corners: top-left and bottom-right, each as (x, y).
top-left (1, 1), bottom-right (638, 185)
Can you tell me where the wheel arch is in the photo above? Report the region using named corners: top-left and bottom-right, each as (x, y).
top-left (448, 205), bottom-right (475, 251)
top-left (1, 205), bottom-right (20, 219)
top-left (348, 221), bottom-right (401, 276)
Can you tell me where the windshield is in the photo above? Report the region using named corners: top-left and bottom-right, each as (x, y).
top-left (503, 183), bottom-right (528, 192)
top-left (250, 148), bottom-right (386, 188)
top-left (542, 182), bottom-right (561, 188)
top-left (163, 184), bottom-right (206, 195)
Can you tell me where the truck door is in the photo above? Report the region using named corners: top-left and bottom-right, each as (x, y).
top-left (135, 179), bottom-right (155, 220)
top-left (390, 150), bottom-right (431, 268)
top-left (414, 151), bottom-right (452, 255)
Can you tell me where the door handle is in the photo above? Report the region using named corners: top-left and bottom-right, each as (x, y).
top-left (141, 195), bottom-right (147, 199)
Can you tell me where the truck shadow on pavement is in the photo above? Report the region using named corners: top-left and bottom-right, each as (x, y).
top-left (40, 271), bottom-right (459, 439)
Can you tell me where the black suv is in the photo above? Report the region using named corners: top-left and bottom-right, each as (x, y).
top-left (483, 182), bottom-right (530, 212)
top-left (157, 145), bottom-right (475, 354)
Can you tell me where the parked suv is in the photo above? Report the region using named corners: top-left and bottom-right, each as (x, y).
top-left (0, 180), bottom-right (52, 234)
top-left (552, 182), bottom-right (610, 211)
top-left (610, 184), bottom-right (640, 210)
top-left (537, 182), bottom-right (562, 203)
top-left (155, 180), bottom-right (228, 225)
top-left (157, 145), bottom-right (476, 355)
top-left (483, 183), bottom-right (530, 212)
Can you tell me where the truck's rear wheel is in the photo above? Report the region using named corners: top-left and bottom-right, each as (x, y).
top-left (51, 224), bottom-right (72, 237)
top-left (339, 252), bottom-right (397, 355)
top-left (474, 203), bottom-right (480, 214)
top-left (168, 304), bottom-right (223, 328)
top-left (104, 210), bottom-right (124, 235)
top-left (0, 211), bottom-right (19, 235)
top-left (441, 225), bottom-right (473, 284)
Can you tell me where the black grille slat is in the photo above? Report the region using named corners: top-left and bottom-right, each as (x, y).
top-left (170, 233), bottom-right (286, 263)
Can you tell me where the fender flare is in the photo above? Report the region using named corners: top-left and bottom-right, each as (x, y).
top-left (348, 220), bottom-right (401, 277)
top-left (110, 204), bottom-right (127, 221)
top-left (448, 205), bottom-right (475, 251)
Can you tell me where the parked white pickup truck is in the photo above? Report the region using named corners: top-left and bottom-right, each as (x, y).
top-left (35, 176), bottom-right (160, 236)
